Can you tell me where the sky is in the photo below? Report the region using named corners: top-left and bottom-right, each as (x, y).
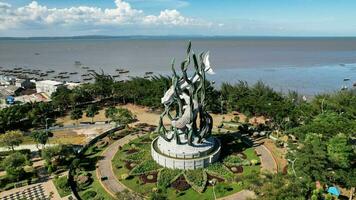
top-left (0, 0), bottom-right (356, 37)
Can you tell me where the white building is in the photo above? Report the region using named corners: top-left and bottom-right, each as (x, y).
top-left (36, 80), bottom-right (63, 96)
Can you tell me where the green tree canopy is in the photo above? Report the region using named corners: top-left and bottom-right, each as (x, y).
top-left (105, 107), bottom-right (135, 126)
top-left (31, 130), bottom-right (51, 150)
top-left (70, 108), bottom-right (83, 123)
top-left (327, 133), bottom-right (353, 168)
top-left (0, 130), bottom-right (23, 151)
top-left (1, 152), bottom-right (30, 180)
top-left (85, 105), bottom-right (99, 123)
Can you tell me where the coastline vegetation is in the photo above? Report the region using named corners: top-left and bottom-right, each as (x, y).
top-left (0, 71), bottom-right (354, 199)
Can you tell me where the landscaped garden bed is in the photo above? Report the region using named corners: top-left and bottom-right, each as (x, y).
top-left (112, 132), bottom-right (262, 199)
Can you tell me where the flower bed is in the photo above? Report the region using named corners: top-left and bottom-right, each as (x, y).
top-left (184, 170), bottom-right (207, 193)
top-left (124, 160), bottom-right (137, 170)
top-left (229, 166), bottom-right (244, 174)
top-left (207, 173), bottom-right (225, 185)
top-left (139, 172), bottom-right (158, 184)
top-left (171, 175), bottom-right (190, 191)
top-left (125, 151), bottom-right (147, 162)
top-left (157, 168), bottom-right (182, 188)
top-left (130, 159), bottom-right (161, 175)
top-left (205, 163), bottom-right (234, 180)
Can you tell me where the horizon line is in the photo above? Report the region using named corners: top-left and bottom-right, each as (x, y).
top-left (1, 35), bottom-right (356, 40)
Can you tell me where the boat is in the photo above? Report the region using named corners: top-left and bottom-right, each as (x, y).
top-left (69, 72), bottom-right (78, 75)
top-left (14, 67), bottom-right (22, 70)
top-left (144, 75), bottom-right (151, 79)
top-left (87, 69), bottom-right (95, 72)
top-left (59, 72), bottom-right (68, 75)
top-left (81, 74), bottom-right (90, 77)
top-left (61, 76), bottom-right (70, 79)
top-left (75, 61), bottom-right (82, 65)
top-left (113, 75), bottom-right (120, 78)
top-left (83, 77), bottom-right (93, 81)
top-left (82, 66), bottom-right (89, 69)
top-left (34, 53), bottom-right (40, 55)
top-left (343, 78), bottom-right (350, 81)
top-left (46, 70), bottom-right (55, 73)
top-left (339, 63), bottom-right (346, 66)
top-left (118, 70), bottom-right (130, 74)
top-left (40, 73), bottom-right (48, 77)
top-left (145, 71), bottom-right (153, 75)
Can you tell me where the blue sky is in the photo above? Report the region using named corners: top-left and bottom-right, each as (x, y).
top-left (0, 0), bottom-right (356, 37)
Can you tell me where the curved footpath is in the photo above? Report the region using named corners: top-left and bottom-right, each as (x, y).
top-left (97, 133), bottom-right (146, 197)
top-left (97, 134), bottom-right (277, 200)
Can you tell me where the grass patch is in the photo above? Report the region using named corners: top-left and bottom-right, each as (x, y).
top-left (53, 176), bottom-right (71, 197)
top-left (157, 168), bottom-right (182, 188)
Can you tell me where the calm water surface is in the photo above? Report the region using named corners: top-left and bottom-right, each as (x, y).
top-left (0, 37), bottom-right (355, 95)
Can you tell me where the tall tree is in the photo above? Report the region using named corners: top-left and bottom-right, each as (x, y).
top-left (86, 104), bottom-right (99, 123)
top-left (31, 130), bottom-right (51, 150)
top-left (327, 133), bottom-right (353, 168)
top-left (0, 130), bottom-right (23, 151)
top-left (1, 152), bottom-right (30, 180)
top-left (70, 108), bottom-right (83, 125)
top-left (109, 107), bottom-right (135, 126)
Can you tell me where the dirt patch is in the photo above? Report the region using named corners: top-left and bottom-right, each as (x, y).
top-left (207, 173), bottom-right (225, 185)
top-left (228, 165), bottom-right (244, 174)
top-left (139, 172), bottom-right (158, 184)
top-left (124, 160), bottom-right (137, 170)
top-left (171, 175), bottom-right (190, 191)
top-left (126, 149), bottom-right (139, 155)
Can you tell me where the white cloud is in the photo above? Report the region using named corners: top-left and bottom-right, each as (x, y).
top-left (0, 0), bottom-right (209, 31)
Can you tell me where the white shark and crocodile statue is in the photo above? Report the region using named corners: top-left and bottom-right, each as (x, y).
top-left (157, 42), bottom-right (215, 145)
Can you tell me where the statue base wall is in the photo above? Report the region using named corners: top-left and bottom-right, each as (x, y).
top-left (151, 135), bottom-right (221, 169)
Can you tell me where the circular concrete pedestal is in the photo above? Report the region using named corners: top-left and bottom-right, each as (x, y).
top-left (151, 135), bottom-right (221, 169)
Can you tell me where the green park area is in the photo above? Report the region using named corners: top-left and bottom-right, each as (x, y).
top-left (111, 132), bottom-right (261, 200)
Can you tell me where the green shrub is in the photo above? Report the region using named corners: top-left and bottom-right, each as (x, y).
top-left (250, 159), bottom-right (260, 166)
top-left (205, 163), bottom-right (233, 179)
top-left (126, 151), bottom-right (147, 162)
top-left (130, 160), bottom-right (161, 175)
top-left (121, 173), bottom-right (129, 180)
top-left (157, 168), bottom-right (182, 188)
top-left (82, 190), bottom-right (97, 200)
top-left (223, 155), bottom-right (244, 166)
top-left (53, 176), bottom-right (71, 197)
top-left (184, 170), bottom-right (207, 193)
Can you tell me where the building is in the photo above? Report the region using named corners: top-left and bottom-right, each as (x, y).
top-left (15, 79), bottom-right (33, 89)
top-left (35, 80), bottom-right (63, 96)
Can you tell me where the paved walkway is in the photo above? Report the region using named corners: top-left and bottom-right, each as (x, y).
top-left (96, 133), bottom-right (145, 197)
top-left (0, 180), bottom-right (62, 200)
top-left (255, 144), bottom-right (278, 173)
top-left (219, 189), bottom-right (256, 200)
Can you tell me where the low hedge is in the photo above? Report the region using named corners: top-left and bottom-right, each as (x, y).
top-left (130, 159), bottom-right (161, 176)
top-left (157, 168), bottom-right (182, 188)
top-left (184, 170), bottom-right (207, 193)
top-left (53, 176), bottom-right (71, 197)
top-left (125, 151), bottom-right (147, 162)
top-left (82, 190), bottom-right (97, 200)
top-left (205, 163), bottom-right (234, 180)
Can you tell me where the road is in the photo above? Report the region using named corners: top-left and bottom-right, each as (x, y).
top-left (96, 133), bottom-right (145, 197)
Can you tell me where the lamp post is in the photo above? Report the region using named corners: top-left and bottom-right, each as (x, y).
top-left (45, 117), bottom-right (51, 133)
top-left (209, 179), bottom-right (217, 200)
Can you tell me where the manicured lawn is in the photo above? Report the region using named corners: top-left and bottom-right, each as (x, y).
top-left (53, 176), bottom-right (71, 197)
top-left (76, 145), bottom-right (115, 200)
top-left (243, 148), bottom-right (260, 161)
top-left (112, 133), bottom-right (260, 199)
